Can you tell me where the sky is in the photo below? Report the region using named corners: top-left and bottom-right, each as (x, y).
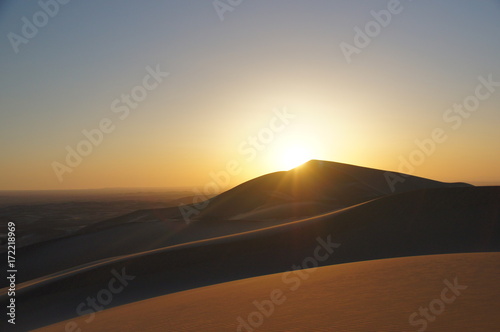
top-left (1, 0), bottom-right (499, 190)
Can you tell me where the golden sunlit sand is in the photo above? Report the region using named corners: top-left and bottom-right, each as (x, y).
top-left (37, 253), bottom-right (500, 332)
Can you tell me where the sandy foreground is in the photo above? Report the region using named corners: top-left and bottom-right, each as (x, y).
top-left (37, 252), bottom-right (500, 332)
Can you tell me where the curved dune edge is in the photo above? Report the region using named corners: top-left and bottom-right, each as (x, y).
top-left (37, 252), bottom-right (500, 332)
top-left (1, 201), bottom-right (359, 295)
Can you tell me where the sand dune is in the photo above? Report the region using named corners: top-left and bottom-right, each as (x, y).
top-left (190, 159), bottom-right (471, 221)
top-left (8, 215), bottom-right (300, 286)
top-left (4, 161), bottom-right (475, 286)
top-left (70, 160), bottom-right (471, 230)
top-left (3, 186), bottom-right (499, 330)
top-left (36, 253), bottom-right (500, 331)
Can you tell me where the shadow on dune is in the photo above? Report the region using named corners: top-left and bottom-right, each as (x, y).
top-left (4, 186), bottom-right (499, 330)
top-left (5, 160), bottom-right (472, 286)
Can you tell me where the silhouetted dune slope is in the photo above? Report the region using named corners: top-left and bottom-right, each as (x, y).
top-left (4, 186), bottom-right (499, 330)
top-left (84, 160), bottom-right (472, 229)
top-left (6, 161), bottom-right (473, 285)
top-left (36, 253), bottom-right (500, 332)
top-left (192, 159), bottom-right (472, 220)
top-left (10, 216), bottom-right (298, 285)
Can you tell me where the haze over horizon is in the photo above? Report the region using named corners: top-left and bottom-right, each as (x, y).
top-left (1, 158), bottom-right (499, 193)
top-left (1, 0), bottom-right (500, 190)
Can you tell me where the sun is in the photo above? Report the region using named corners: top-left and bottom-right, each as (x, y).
top-left (267, 134), bottom-right (321, 171)
top-left (279, 145), bottom-right (313, 170)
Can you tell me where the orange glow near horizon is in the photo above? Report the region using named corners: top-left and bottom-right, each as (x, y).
top-left (1, 2), bottom-right (500, 190)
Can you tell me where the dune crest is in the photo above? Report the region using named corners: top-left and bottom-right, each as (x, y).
top-left (36, 253), bottom-right (500, 332)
